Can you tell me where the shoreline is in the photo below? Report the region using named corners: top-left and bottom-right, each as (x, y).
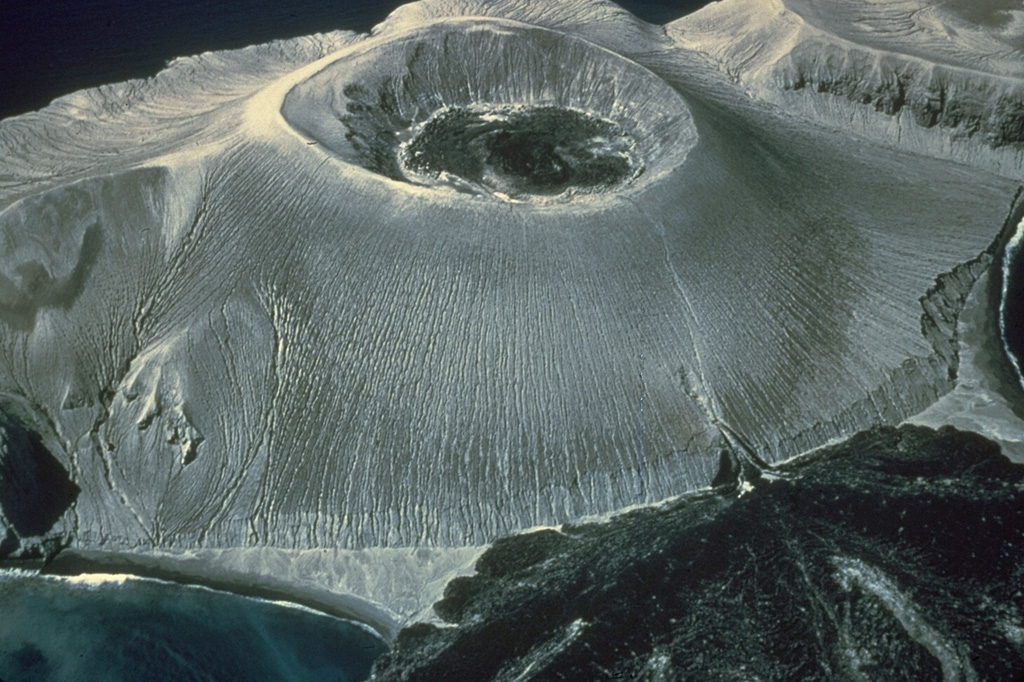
top-left (2, 548), bottom-right (401, 642)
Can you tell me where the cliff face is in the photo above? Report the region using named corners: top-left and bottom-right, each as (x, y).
top-left (778, 46), bottom-right (1024, 148)
top-left (370, 425), bottom-right (1024, 681)
top-left (669, 0), bottom-right (1024, 178)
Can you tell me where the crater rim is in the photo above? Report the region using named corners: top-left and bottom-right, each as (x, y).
top-left (280, 16), bottom-right (698, 206)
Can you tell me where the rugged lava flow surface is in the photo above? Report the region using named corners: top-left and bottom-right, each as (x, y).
top-left (370, 426), bottom-right (1024, 681)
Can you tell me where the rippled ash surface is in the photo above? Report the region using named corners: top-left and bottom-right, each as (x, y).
top-left (0, 0), bottom-right (1021, 556)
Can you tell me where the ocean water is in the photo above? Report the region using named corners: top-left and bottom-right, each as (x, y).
top-left (0, 570), bottom-right (387, 682)
top-left (0, 0), bottom-right (713, 120)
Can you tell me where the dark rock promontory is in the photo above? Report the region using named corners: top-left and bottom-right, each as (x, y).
top-left (371, 425), bottom-right (1024, 681)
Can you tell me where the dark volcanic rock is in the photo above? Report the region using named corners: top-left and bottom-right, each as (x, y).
top-left (0, 408), bottom-right (78, 550)
top-left (370, 425), bottom-right (1024, 681)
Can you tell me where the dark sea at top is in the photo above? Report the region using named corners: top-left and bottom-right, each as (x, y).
top-left (0, 570), bottom-right (387, 682)
top-left (0, 0), bottom-right (713, 120)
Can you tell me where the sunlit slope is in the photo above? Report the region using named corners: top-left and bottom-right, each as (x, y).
top-left (0, 0), bottom-right (1020, 551)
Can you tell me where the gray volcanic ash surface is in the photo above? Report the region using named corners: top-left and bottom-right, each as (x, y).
top-left (671, 0), bottom-right (1024, 176)
top-left (0, 0), bottom-right (1023, 635)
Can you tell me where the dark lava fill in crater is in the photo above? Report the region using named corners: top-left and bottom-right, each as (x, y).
top-left (399, 106), bottom-right (642, 198)
top-left (281, 18), bottom-right (698, 204)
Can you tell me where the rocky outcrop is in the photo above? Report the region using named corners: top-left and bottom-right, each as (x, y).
top-left (371, 425), bottom-right (1024, 681)
top-left (0, 399), bottom-right (78, 559)
top-left (920, 187), bottom-right (1024, 381)
top-left (776, 44), bottom-right (1024, 150)
top-left (669, 0), bottom-right (1024, 178)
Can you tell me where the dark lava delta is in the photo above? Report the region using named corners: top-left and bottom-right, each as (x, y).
top-left (370, 425), bottom-right (1024, 681)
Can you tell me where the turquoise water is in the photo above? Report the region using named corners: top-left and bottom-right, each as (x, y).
top-left (0, 570), bottom-right (387, 682)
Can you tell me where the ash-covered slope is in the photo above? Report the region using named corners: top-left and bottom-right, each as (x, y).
top-left (670, 0), bottom-right (1024, 175)
top-left (370, 425), bottom-right (1024, 681)
top-left (0, 0), bottom-right (1021, 559)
